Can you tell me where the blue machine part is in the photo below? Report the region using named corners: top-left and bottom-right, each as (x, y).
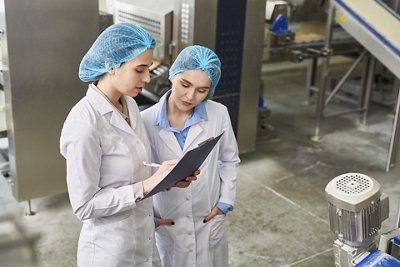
top-left (393, 235), bottom-right (400, 245)
top-left (271, 14), bottom-right (291, 34)
top-left (356, 250), bottom-right (400, 267)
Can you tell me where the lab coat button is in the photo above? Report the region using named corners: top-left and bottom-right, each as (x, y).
top-left (186, 197), bottom-right (190, 201)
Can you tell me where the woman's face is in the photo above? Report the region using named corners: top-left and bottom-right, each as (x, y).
top-left (111, 49), bottom-right (153, 97)
top-left (170, 69), bottom-right (211, 112)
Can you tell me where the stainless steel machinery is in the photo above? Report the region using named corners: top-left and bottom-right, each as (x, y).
top-left (325, 173), bottom-right (400, 266)
top-left (320, 0), bottom-right (400, 173)
top-left (0, 0), bottom-right (99, 203)
top-left (264, 0), bottom-right (400, 172)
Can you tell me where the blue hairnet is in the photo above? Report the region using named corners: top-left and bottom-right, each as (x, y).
top-left (79, 23), bottom-right (156, 82)
top-left (169, 45), bottom-right (221, 98)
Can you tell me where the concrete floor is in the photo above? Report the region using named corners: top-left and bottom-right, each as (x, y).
top-left (1, 61), bottom-right (400, 267)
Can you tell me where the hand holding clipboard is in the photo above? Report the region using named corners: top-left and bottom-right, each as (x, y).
top-left (140, 132), bottom-right (224, 200)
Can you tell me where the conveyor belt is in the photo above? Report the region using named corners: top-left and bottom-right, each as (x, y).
top-left (333, 0), bottom-right (400, 78)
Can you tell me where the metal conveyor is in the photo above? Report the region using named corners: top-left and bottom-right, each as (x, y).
top-left (332, 0), bottom-right (400, 78)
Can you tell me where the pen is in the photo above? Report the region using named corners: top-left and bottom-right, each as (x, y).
top-left (142, 161), bottom-right (161, 168)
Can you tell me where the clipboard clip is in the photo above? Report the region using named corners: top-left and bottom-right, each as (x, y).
top-left (198, 137), bottom-right (214, 147)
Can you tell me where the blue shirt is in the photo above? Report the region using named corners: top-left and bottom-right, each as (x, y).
top-left (155, 91), bottom-right (233, 214)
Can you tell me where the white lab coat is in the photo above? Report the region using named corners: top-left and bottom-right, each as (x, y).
top-left (60, 85), bottom-right (160, 267)
top-left (141, 99), bottom-right (240, 267)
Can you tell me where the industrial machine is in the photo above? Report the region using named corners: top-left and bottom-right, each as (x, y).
top-left (263, 0), bottom-right (357, 63)
top-left (321, 0), bottom-right (400, 173)
top-left (325, 173), bottom-right (400, 266)
top-left (0, 0), bottom-right (99, 208)
top-left (263, 0), bottom-right (400, 172)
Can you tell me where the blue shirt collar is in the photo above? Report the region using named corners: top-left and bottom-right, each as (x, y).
top-left (154, 90), bottom-right (208, 132)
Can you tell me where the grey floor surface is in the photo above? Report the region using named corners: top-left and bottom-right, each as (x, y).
top-left (1, 61), bottom-right (399, 267)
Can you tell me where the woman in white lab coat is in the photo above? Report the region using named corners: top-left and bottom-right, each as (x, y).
top-left (141, 45), bottom-right (240, 267)
top-left (60, 23), bottom-right (196, 267)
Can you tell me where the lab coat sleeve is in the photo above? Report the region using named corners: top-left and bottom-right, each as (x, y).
top-left (60, 119), bottom-right (142, 221)
top-left (217, 107), bottom-right (240, 206)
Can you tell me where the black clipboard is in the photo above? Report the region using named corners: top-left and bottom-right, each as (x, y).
top-left (141, 132), bottom-right (223, 200)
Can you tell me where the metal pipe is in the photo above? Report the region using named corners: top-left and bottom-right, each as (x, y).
top-left (324, 51), bottom-right (367, 105)
top-left (26, 200), bottom-right (35, 216)
top-left (305, 58), bottom-right (318, 99)
top-left (309, 86), bottom-right (359, 105)
top-left (361, 56), bottom-right (376, 125)
top-left (312, 4), bottom-right (335, 141)
top-left (386, 88), bottom-right (400, 172)
top-left (358, 54), bottom-right (371, 111)
top-left (324, 107), bottom-right (366, 118)
top-left (396, 200), bottom-right (400, 228)
top-left (393, 0), bottom-right (400, 14)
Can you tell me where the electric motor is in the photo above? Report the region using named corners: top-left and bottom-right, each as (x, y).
top-left (325, 173), bottom-right (389, 247)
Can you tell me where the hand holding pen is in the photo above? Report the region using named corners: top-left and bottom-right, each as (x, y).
top-left (142, 160), bottom-right (177, 195)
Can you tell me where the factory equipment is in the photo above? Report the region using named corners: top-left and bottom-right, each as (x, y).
top-left (0, 0), bottom-right (99, 207)
top-left (264, 0), bottom-right (400, 172)
top-left (263, 0), bottom-right (357, 63)
top-left (325, 173), bottom-right (400, 266)
top-left (319, 0), bottom-right (400, 173)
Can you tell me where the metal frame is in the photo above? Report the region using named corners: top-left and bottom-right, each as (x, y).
top-left (331, 0), bottom-right (400, 172)
top-left (387, 93), bottom-right (400, 172)
top-left (307, 1), bottom-right (400, 172)
top-left (310, 5), bottom-right (375, 141)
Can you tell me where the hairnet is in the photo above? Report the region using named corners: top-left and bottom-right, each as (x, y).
top-left (79, 23), bottom-right (156, 82)
top-left (169, 45), bottom-right (221, 98)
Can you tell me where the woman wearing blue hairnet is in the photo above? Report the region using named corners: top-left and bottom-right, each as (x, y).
top-left (141, 45), bottom-right (240, 267)
top-left (60, 23), bottom-right (197, 267)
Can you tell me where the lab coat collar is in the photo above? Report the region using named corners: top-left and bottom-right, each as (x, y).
top-left (155, 90), bottom-right (206, 155)
top-left (158, 122), bottom-right (204, 157)
top-left (158, 129), bottom-right (182, 158)
top-left (86, 84), bottom-right (114, 115)
top-left (86, 84), bottom-right (137, 135)
top-left (182, 123), bottom-right (203, 152)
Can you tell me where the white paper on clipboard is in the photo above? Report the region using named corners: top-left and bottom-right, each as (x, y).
top-left (140, 132), bottom-right (224, 200)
